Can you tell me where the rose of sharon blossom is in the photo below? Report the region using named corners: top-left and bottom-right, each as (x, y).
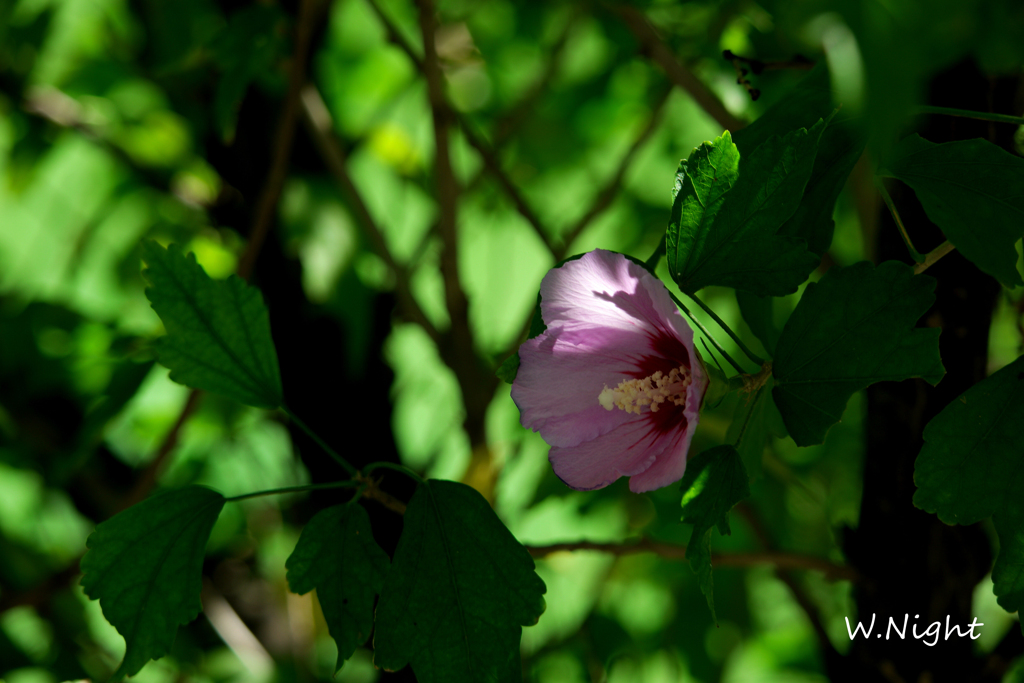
top-left (511, 249), bottom-right (708, 492)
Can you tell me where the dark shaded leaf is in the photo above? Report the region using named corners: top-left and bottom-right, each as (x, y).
top-left (286, 503), bottom-right (389, 671)
top-left (736, 290), bottom-right (780, 358)
top-left (878, 134), bottom-right (1024, 287)
top-left (373, 479), bottom-right (546, 683)
top-left (141, 241), bottom-right (283, 409)
top-left (773, 261), bottom-right (944, 446)
top-left (680, 445), bottom-right (750, 623)
top-left (668, 124), bottom-right (825, 297)
top-left (80, 486), bottom-right (225, 679)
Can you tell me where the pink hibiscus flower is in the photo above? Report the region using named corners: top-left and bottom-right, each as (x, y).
top-left (511, 249), bottom-right (708, 492)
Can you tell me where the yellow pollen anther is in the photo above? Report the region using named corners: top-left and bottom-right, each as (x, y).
top-left (598, 366), bottom-right (692, 415)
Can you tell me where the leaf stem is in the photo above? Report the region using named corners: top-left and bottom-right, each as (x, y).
top-left (914, 240), bottom-right (957, 275)
top-left (914, 105), bottom-right (1024, 127)
top-left (225, 480), bottom-right (359, 502)
top-left (686, 292), bottom-right (764, 366)
top-left (283, 408), bottom-right (358, 476)
top-left (669, 292), bottom-right (745, 374)
top-left (644, 234), bottom-right (667, 272)
top-left (875, 178), bottom-right (923, 262)
top-left (363, 461), bottom-right (426, 483)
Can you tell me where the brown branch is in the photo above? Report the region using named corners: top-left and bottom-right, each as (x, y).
top-left (610, 4), bottom-right (745, 131)
top-left (555, 82), bottom-right (673, 260)
top-left (526, 538), bottom-right (858, 581)
top-left (358, 476), bottom-right (409, 515)
top-left (459, 123), bottom-right (557, 254)
top-left (299, 85), bottom-right (441, 343)
top-left (736, 502), bottom-right (841, 660)
top-left (236, 0), bottom-right (322, 279)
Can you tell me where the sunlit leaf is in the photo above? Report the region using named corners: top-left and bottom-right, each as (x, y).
top-left (668, 124), bottom-right (825, 297)
top-left (772, 261), bottom-right (944, 446)
top-left (680, 445), bottom-right (750, 623)
top-left (80, 486), bottom-right (225, 679)
top-left (141, 240), bottom-right (283, 409)
top-left (373, 479), bottom-right (546, 682)
top-left (286, 502), bottom-right (389, 671)
top-left (878, 134), bottom-right (1024, 287)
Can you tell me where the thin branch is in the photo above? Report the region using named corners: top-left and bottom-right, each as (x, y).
top-left (225, 480), bottom-right (359, 502)
top-left (237, 0), bottom-right (322, 279)
top-left (118, 389), bottom-right (204, 512)
top-left (299, 85), bottom-right (441, 343)
top-left (459, 122), bottom-right (557, 254)
top-left (525, 538), bottom-right (857, 581)
top-left (284, 408), bottom-right (357, 476)
top-left (915, 105), bottom-right (1024, 127)
top-left (914, 240), bottom-right (956, 275)
top-left (736, 502), bottom-right (842, 659)
top-left (686, 291), bottom-right (764, 367)
top-left (669, 290), bottom-right (745, 374)
top-left (610, 4), bottom-right (745, 131)
top-left (555, 82), bottom-right (674, 260)
top-left (875, 178), bottom-right (923, 262)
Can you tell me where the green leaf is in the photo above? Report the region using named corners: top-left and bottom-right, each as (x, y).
top-left (286, 503), bottom-right (389, 671)
top-left (496, 352), bottom-right (520, 384)
top-left (878, 134), bottom-right (1024, 288)
top-left (913, 355), bottom-right (1024, 525)
top-left (373, 479), bottom-right (546, 682)
top-left (668, 124), bottom-right (825, 297)
top-left (992, 512), bottom-right (1024, 619)
top-left (735, 290), bottom-right (780, 358)
top-left (141, 241), bottom-right (283, 409)
top-left (725, 382), bottom-right (785, 478)
top-left (733, 64), bottom-right (865, 256)
top-left (913, 353), bottom-right (1024, 623)
top-left (680, 445), bottom-right (750, 623)
top-left (772, 261), bottom-right (944, 446)
top-left (80, 486), bottom-right (225, 679)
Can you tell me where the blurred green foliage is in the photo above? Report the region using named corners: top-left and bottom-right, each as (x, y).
top-left (0, 0), bottom-right (1022, 681)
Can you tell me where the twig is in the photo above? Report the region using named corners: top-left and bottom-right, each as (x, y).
top-left (610, 4), bottom-right (745, 131)
top-left (236, 0), bottom-right (322, 279)
top-left (914, 105), bottom-right (1024, 127)
top-left (914, 240), bottom-right (956, 275)
top-left (118, 389), bottom-right (204, 512)
top-left (555, 82), bottom-right (673, 260)
top-left (459, 122), bottom-right (557, 254)
top-left (299, 85), bottom-right (441, 343)
top-left (875, 178), bottom-right (923, 262)
top-left (525, 538), bottom-right (857, 581)
top-left (736, 502), bottom-right (841, 659)
top-left (686, 291), bottom-right (764, 367)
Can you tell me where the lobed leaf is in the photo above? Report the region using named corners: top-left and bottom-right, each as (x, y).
top-left (668, 123), bottom-right (826, 297)
top-left (286, 503), bottom-right (389, 671)
top-left (80, 486), bottom-right (225, 679)
top-left (680, 445), bottom-right (750, 623)
top-left (373, 479), bottom-right (546, 683)
top-left (141, 240), bottom-right (283, 409)
top-left (773, 261), bottom-right (944, 446)
top-left (878, 134), bottom-right (1024, 288)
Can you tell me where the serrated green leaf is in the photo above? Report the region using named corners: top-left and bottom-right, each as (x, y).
top-left (141, 241), bottom-right (283, 409)
top-left (80, 486), bottom-right (225, 679)
top-left (373, 479), bottom-right (546, 683)
top-left (733, 64), bottom-right (865, 256)
top-left (914, 355), bottom-right (1024, 524)
top-left (680, 445), bottom-right (750, 623)
top-left (878, 134), bottom-right (1024, 288)
top-left (286, 503), bottom-right (389, 671)
top-left (668, 123), bottom-right (825, 297)
top-left (992, 512), bottom-right (1024, 620)
top-left (773, 261), bottom-right (944, 446)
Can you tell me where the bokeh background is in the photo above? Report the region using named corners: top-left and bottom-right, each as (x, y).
top-left (1, 0), bottom-right (1023, 681)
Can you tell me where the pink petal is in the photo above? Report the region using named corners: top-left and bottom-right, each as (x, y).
top-left (549, 416), bottom-right (681, 491)
top-left (626, 420), bottom-right (697, 493)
